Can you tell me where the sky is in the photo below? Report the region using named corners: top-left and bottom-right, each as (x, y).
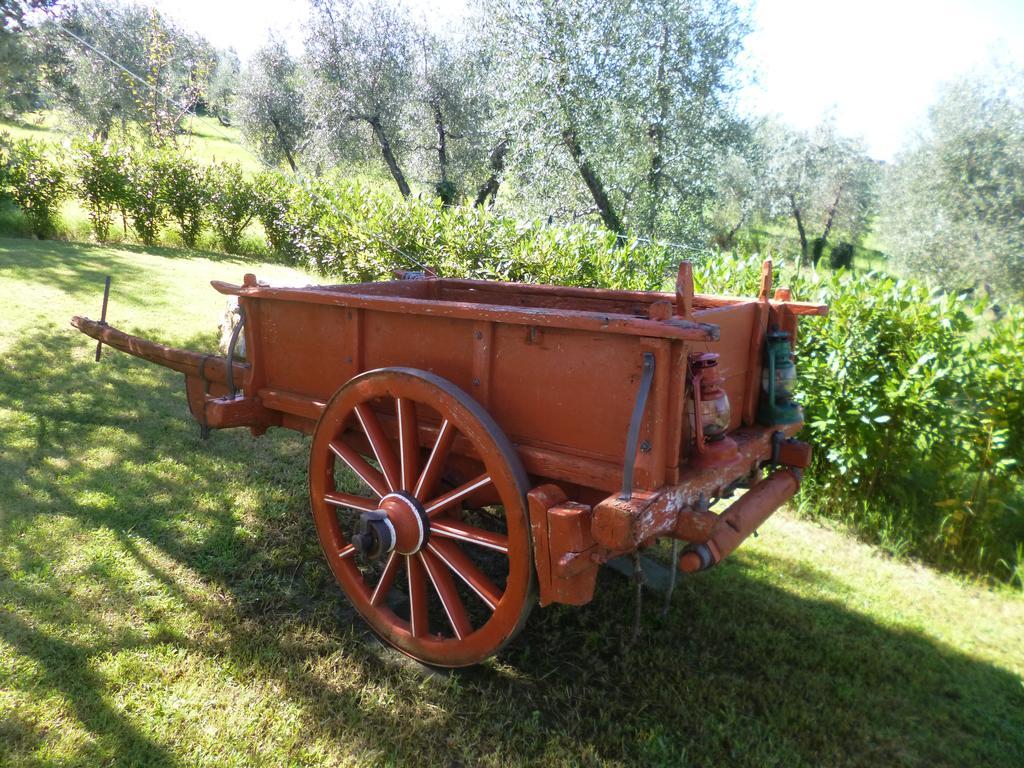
top-left (134, 0), bottom-right (1024, 161)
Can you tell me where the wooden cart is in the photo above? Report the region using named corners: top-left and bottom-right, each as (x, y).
top-left (73, 260), bottom-right (827, 667)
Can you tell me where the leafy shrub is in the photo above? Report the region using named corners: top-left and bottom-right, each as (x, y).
top-left (698, 254), bottom-right (1024, 584)
top-left (279, 175), bottom-right (671, 288)
top-left (73, 137), bottom-right (129, 242)
top-left (156, 153), bottom-right (209, 248)
top-left (252, 170), bottom-right (295, 261)
top-left (0, 132), bottom-right (11, 196)
top-left (4, 138), bottom-right (66, 238)
top-left (208, 162), bottom-right (256, 253)
top-left (124, 149), bottom-right (165, 246)
top-left (829, 242), bottom-right (854, 270)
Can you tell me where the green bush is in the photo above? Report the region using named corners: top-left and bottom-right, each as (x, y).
top-left (73, 138), bottom-right (130, 242)
top-left (279, 175), bottom-right (671, 288)
top-left (0, 132), bottom-right (12, 197)
top-left (252, 170), bottom-right (295, 261)
top-left (208, 163), bottom-right (256, 254)
top-left (698, 254), bottom-right (1024, 584)
top-left (157, 153), bottom-right (210, 249)
top-left (124, 149), bottom-right (165, 246)
top-left (4, 138), bottom-right (66, 238)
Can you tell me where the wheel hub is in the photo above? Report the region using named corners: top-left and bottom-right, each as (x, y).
top-left (353, 490), bottom-right (430, 559)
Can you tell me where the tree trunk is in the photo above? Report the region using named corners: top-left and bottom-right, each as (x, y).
top-left (432, 99), bottom-right (448, 184)
top-left (789, 193), bottom-right (808, 262)
top-left (563, 126), bottom-right (626, 239)
top-left (644, 19), bottom-right (671, 235)
top-left (474, 138), bottom-right (509, 208)
top-left (269, 113), bottom-right (298, 172)
top-left (821, 184), bottom-right (844, 243)
top-left (367, 116), bottom-right (411, 198)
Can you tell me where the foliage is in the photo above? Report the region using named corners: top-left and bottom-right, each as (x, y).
top-left (697, 254), bottom-right (1024, 583)
top-left (124, 147), bottom-right (165, 245)
top-left (482, 0), bottom-right (747, 245)
top-left (72, 136), bottom-right (129, 241)
top-left (252, 169), bottom-right (298, 261)
top-left (752, 118), bottom-right (878, 262)
top-left (274, 173), bottom-right (672, 287)
top-left (3, 136), bottom-right (65, 236)
top-left (876, 65), bottom-right (1024, 298)
top-left (52, 1), bottom-right (216, 140)
top-left (156, 152), bottom-right (209, 248)
top-left (207, 161), bottom-right (256, 253)
top-left (206, 48), bottom-right (240, 121)
top-left (305, 0), bottom-right (417, 196)
top-left (237, 37), bottom-right (307, 172)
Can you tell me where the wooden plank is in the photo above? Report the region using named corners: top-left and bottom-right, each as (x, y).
top-left (210, 281), bottom-right (720, 342)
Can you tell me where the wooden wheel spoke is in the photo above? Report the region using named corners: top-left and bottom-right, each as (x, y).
top-left (412, 419), bottom-right (456, 501)
top-left (329, 439), bottom-right (389, 498)
top-left (396, 397), bottom-right (419, 491)
top-left (424, 473), bottom-right (492, 518)
top-left (406, 554), bottom-right (429, 638)
top-left (419, 550), bottom-right (472, 640)
top-left (324, 490), bottom-right (377, 512)
top-left (370, 552), bottom-right (401, 607)
top-left (428, 540), bottom-right (502, 610)
top-left (354, 403), bottom-right (401, 492)
top-left (431, 519), bottom-right (509, 554)
top-left (310, 368), bottom-right (532, 666)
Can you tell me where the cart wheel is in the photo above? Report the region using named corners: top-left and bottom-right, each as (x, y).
top-left (309, 367), bottom-right (535, 667)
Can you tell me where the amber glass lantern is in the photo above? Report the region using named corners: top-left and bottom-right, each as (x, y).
top-left (687, 352), bottom-right (739, 468)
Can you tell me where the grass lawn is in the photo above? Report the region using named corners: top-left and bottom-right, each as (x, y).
top-left (0, 236), bottom-right (1021, 767)
top-left (0, 112), bottom-right (265, 174)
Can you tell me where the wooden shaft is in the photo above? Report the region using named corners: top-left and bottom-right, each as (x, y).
top-left (71, 316), bottom-right (248, 384)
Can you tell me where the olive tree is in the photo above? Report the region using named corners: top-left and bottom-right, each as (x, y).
top-left (409, 28), bottom-right (506, 205)
top-left (758, 118), bottom-right (878, 265)
top-left (480, 0), bottom-right (747, 246)
top-left (305, 0), bottom-right (417, 196)
top-left (877, 67), bottom-right (1024, 296)
top-left (237, 37), bottom-right (308, 171)
top-left (50, 1), bottom-right (213, 141)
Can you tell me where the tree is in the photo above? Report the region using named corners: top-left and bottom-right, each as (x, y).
top-left (410, 28), bottom-right (505, 205)
top-left (305, 0), bottom-right (416, 196)
top-left (758, 118), bottom-right (877, 265)
top-left (207, 48), bottom-right (240, 122)
top-left (50, 2), bottom-right (213, 141)
top-left (238, 38), bottom-right (308, 172)
top-left (877, 66), bottom-right (1024, 296)
top-left (0, 1), bottom-right (62, 115)
top-left (481, 0), bottom-right (747, 246)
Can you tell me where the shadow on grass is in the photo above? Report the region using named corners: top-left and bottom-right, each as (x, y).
top-left (1, 326), bottom-right (1022, 767)
top-left (0, 236), bottom-right (260, 306)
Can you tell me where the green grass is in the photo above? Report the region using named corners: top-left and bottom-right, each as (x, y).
top-left (0, 236), bottom-right (1022, 766)
top-left (742, 224), bottom-right (890, 274)
top-left (0, 111), bottom-right (265, 174)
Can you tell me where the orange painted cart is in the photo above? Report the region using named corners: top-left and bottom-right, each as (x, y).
top-left (72, 260), bottom-right (827, 667)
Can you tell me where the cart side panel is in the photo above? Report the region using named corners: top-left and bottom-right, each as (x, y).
top-left (361, 310), bottom-right (476, 392)
top-left (255, 300), bottom-right (360, 400)
top-left (487, 324), bottom-right (648, 464)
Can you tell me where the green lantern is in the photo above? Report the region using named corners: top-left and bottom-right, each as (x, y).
top-left (758, 329), bottom-right (802, 425)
